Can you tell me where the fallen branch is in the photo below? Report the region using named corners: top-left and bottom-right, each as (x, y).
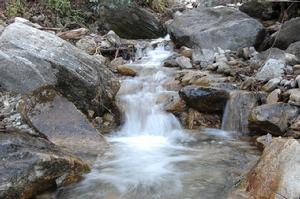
top-left (38, 27), bottom-right (62, 31)
top-left (57, 28), bottom-right (89, 40)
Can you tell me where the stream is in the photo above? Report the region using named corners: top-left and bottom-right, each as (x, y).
top-left (54, 37), bottom-right (260, 199)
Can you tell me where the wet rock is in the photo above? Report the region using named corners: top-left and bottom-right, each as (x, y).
top-left (162, 78), bottom-right (182, 91)
top-left (116, 65), bottom-right (137, 77)
top-left (179, 85), bottom-right (230, 113)
top-left (181, 108), bottom-right (222, 129)
top-left (21, 87), bottom-right (108, 163)
top-left (273, 17), bottom-right (300, 49)
top-left (108, 57), bottom-right (126, 72)
top-left (261, 77), bottom-right (281, 92)
top-left (166, 99), bottom-right (186, 114)
top-left (249, 103), bottom-right (299, 136)
top-left (166, 7), bottom-right (263, 50)
top-left (266, 89), bottom-right (281, 104)
top-left (0, 21), bottom-right (119, 116)
top-left (163, 55), bottom-right (180, 68)
top-left (179, 46), bottom-right (193, 58)
top-left (156, 91), bottom-right (179, 104)
top-left (229, 138), bottom-right (300, 199)
top-left (175, 56), bottom-right (193, 69)
top-left (222, 91), bottom-right (265, 134)
top-left (117, 80), bottom-right (143, 96)
top-left (0, 130), bottom-right (89, 199)
top-left (76, 37), bottom-right (97, 55)
top-left (91, 114), bottom-right (118, 134)
top-left (157, 91), bottom-right (185, 114)
top-left (288, 89), bottom-right (300, 106)
top-left (255, 58), bottom-right (285, 82)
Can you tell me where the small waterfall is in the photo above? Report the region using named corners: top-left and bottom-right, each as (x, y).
top-left (56, 36), bottom-right (193, 199)
top-left (56, 36), bottom-right (260, 199)
top-left (221, 91), bottom-right (264, 134)
top-left (118, 38), bottom-right (183, 137)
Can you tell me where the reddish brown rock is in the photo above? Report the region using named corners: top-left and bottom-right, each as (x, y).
top-left (117, 65), bottom-right (137, 77)
top-left (229, 138), bottom-right (300, 199)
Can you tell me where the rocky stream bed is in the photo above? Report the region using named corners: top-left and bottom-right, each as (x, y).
top-left (1, 1), bottom-right (300, 199)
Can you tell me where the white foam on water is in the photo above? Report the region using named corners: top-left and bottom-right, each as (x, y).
top-left (56, 36), bottom-right (258, 199)
top-left (57, 37), bottom-right (194, 199)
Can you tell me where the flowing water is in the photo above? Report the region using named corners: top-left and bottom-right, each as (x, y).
top-left (55, 37), bottom-right (260, 199)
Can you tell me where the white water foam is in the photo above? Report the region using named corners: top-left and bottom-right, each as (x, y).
top-left (56, 36), bottom-right (259, 199)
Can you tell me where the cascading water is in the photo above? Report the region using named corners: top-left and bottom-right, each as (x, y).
top-left (55, 36), bottom-right (260, 199)
top-left (117, 38), bottom-right (183, 137)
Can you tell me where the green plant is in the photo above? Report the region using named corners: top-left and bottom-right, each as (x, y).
top-left (5, 0), bottom-right (25, 17)
top-left (42, 0), bottom-right (84, 23)
top-left (44, 0), bottom-right (72, 16)
top-left (144, 0), bottom-right (167, 12)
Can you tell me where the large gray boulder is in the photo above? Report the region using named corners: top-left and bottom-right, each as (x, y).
top-left (95, 2), bottom-right (166, 39)
top-left (166, 7), bottom-right (263, 50)
top-left (0, 90), bottom-right (91, 199)
top-left (273, 17), bottom-right (300, 49)
top-left (20, 87), bottom-right (108, 164)
top-left (0, 129), bottom-right (89, 199)
top-left (0, 21), bottom-right (119, 116)
top-left (179, 85), bottom-right (230, 113)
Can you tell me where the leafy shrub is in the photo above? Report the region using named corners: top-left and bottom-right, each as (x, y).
top-left (43, 0), bottom-right (74, 16)
top-left (5, 0), bottom-right (83, 22)
top-left (5, 0), bottom-right (25, 17)
top-left (141, 0), bottom-right (167, 12)
top-left (42, 0), bottom-right (84, 22)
